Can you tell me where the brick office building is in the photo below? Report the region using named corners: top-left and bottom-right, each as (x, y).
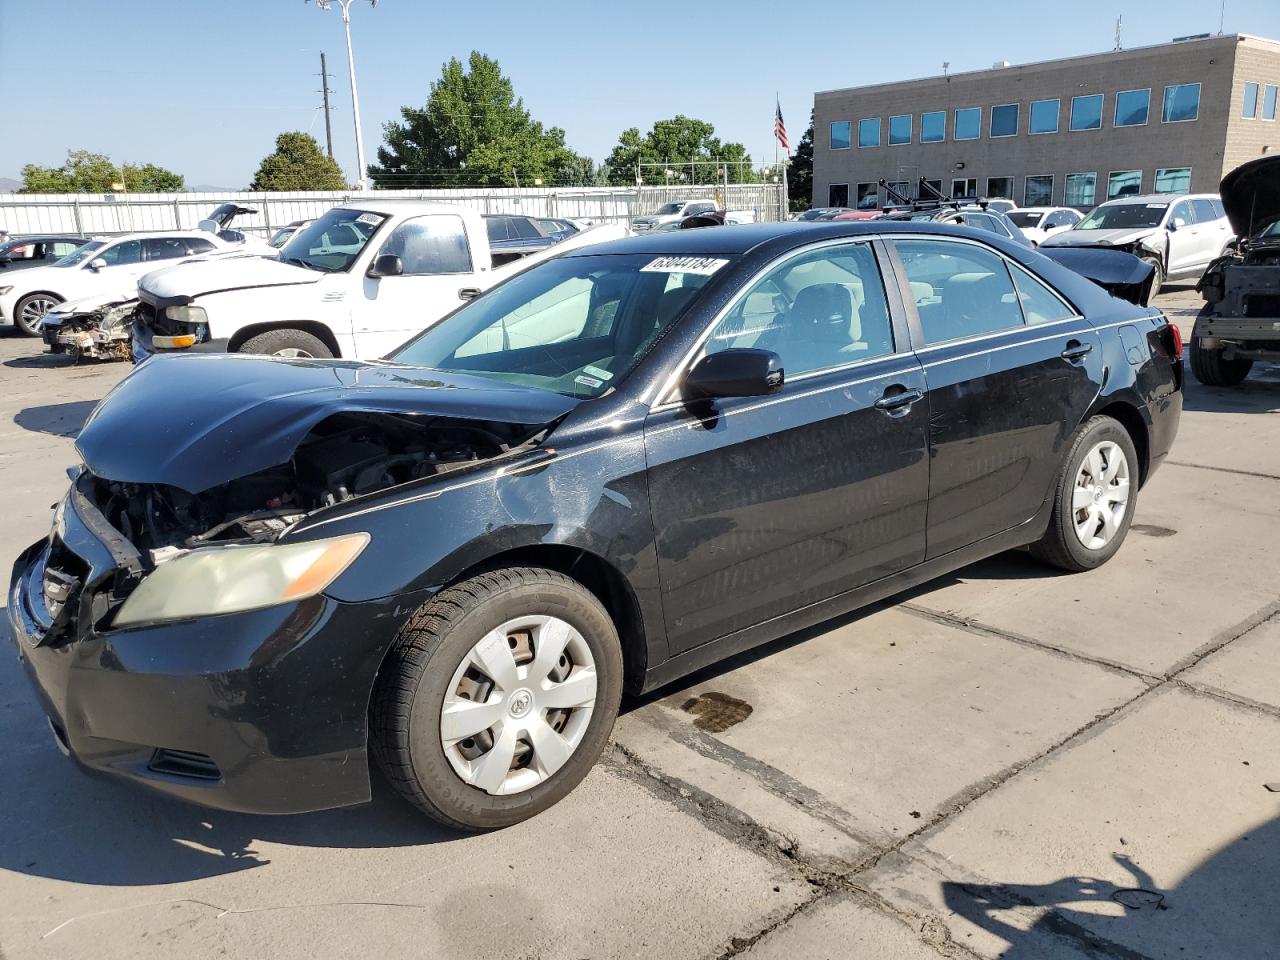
top-left (811, 33), bottom-right (1280, 211)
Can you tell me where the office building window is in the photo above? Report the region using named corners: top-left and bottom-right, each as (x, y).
top-left (885, 180), bottom-right (911, 202)
top-left (830, 121), bottom-right (851, 150)
top-left (828, 183), bottom-right (850, 207)
top-left (1070, 94), bottom-right (1104, 131)
top-left (921, 111), bottom-right (945, 142)
top-left (954, 107), bottom-right (981, 140)
top-left (858, 117), bottom-right (880, 148)
top-left (1154, 167), bottom-right (1191, 193)
top-left (1029, 99), bottom-right (1060, 134)
top-left (889, 114), bottom-right (912, 145)
top-left (990, 103), bottom-right (1019, 137)
top-left (856, 182), bottom-right (879, 209)
top-left (986, 176), bottom-right (1014, 199)
top-left (1024, 175), bottom-right (1054, 207)
top-left (1244, 81), bottom-right (1260, 118)
top-left (952, 177), bottom-right (978, 198)
top-left (1162, 83), bottom-right (1200, 122)
top-left (1265, 85), bottom-right (1279, 121)
top-left (1107, 170), bottom-right (1142, 199)
top-left (1064, 173), bottom-right (1097, 207)
top-left (1114, 89), bottom-right (1150, 127)
top-left (922, 179), bottom-right (943, 198)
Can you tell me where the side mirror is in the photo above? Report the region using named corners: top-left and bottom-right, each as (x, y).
top-left (683, 348), bottom-right (784, 401)
top-left (1170, 217), bottom-right (1185, 231)
top-left (368, 253), bottom-right (403, 278)
top-left (88, 258), bottom-right (107, 271)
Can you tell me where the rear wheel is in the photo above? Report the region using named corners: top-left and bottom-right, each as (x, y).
top-left (371, 567), bottom-right (623, 830)
top-left (238, 328), bottom-right (332, 359)
top-left (1189, 336), bottom-right (1252, 386)
top-left (14, 293), bottom-right (62, 336)
top-left (1031, 416), bottom-right (1138, 572)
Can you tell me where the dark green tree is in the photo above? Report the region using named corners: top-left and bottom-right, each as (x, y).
top-left (20, 150), bottom-right (184, 193)
top-left (249, 132), bottom-right (348, 191)
top-left (368, 52), bottom-right (586, 188)
top-left (603, 116), bottom-right (755, 186)
top-left (788, 112), bottom-right (814, 210)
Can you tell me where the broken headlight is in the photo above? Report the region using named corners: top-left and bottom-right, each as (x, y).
top-left (112, 532), bottom-right (369, 627)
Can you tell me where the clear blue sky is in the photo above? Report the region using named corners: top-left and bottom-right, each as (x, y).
top-left (1, 0), bottom-right (1277, 188)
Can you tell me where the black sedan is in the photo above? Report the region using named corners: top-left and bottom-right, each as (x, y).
top-left (0, 235), bottom-right (87, 272)
top-left (9, 222), bottom-right (1183, 830)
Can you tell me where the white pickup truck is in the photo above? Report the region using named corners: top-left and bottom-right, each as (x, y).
top-left (133, 201), bottom-right (628, 361)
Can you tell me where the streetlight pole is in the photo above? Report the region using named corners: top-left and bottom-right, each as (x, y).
top-left (308, 0), bottom-right (377, 190)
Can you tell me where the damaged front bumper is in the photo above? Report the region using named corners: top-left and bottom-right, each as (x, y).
top-left (43, 301), bottom-right (136, 362)
top-left (7, 484), bottom-right (432, 814)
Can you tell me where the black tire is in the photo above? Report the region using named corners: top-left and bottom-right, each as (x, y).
top-left (14, 293), bottom-right (63, 337)
top-left (1031, 416), bottom-right (1139, 572)
top-left (371, 567), bottom-right (623, 831)
top-left (238, 328), bottom-right (332, 358)
top-left (1189, 336), bottom-right (1252, 387)
top-left (1141, 257), bottom-right (1163, 305)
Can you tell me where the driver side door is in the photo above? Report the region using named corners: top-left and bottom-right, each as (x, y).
top-left (1165, 199), bottom-right (1200, 277)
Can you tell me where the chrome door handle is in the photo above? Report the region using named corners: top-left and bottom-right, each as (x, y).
top-left (458, 287), bottom-right (481, 300)
top-left (874, 386), bottom-right (924, 411)
top-left (1061, 341), bottom-right (1093, 361)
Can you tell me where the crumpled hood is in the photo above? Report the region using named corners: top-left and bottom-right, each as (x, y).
top-left (1220, 154), bottom-right (1280, 238)
top-left (1038, 247), bottom-right (1156, 305)
top-left (139, 254), bottom-right (319, 303)
top-left (76, 353), bottom-right (577, 493)
top-left (1042, 227), bottom-right (1159, 249)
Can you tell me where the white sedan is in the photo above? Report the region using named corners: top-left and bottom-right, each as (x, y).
top-left (1007, 207), bottom-right (1083, 247)
top-left (0, 232), bottom-right (239, 336)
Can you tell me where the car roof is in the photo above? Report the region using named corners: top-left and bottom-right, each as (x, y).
top-left (3, 234), bottom-right (87, 242)
top-left (1099, 193), bottom-right (1213, 206)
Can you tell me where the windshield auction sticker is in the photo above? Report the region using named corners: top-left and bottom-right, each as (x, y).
top-left (640, 256), bottom-right (729, 275)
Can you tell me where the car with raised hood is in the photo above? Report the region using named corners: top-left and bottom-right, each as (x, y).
top-left (9, 221), bottom-right (1182, 830)
top-left (131, 202), bottom-right (629, 363)
top-left (1041, 193), bottom-right (1234, 298)
top-left (1190, 155), bottom-right (1280, 386)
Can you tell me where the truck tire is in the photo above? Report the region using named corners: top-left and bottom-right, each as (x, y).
top-left (371, 567), bottom-right (623, 831)
top-left (1190, 337), bottom-right (1252, 386)
top-left (238, 328), bottom-right (332, 359)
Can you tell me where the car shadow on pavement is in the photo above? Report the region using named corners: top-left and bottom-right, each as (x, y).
top-left (1182, 364), bottom-right (1280, 414)
top-left (14, 400), bottom-right (100, 438)
top-left (940, 813), bottom-right (1280, 957)
top-left (4, 352), bottom-right (77, 369)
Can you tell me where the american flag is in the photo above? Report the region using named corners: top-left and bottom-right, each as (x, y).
top-left (774, 99), bottom-right (790, 154)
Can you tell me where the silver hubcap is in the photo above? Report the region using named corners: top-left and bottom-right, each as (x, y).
top-left (20, 297), bottom-right (57, 330)
top-left (272, 347), bottom-right (313, 358)
top-left (441, 615), bottom-right (597, 796)
top-left (1072, 440), bottom-right (1131, 550)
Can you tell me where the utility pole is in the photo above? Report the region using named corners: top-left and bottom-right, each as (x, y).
top-left (307, 0), bottom-right (377, 190)
top-left (319, 52), bottom-right (335, 160)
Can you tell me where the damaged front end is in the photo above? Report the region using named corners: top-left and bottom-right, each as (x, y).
top-left (43, 298), bottom-right (136, 362)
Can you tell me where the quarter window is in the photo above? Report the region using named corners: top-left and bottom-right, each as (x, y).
top-left (954, 107), bottom-right (981, 140)
top-left (1162, 83), bottom-right (1200, 122)
top-left (857, 118), bottom-right (879, 148)
top-left (1064, 173), bottom-right (1097, 207)
top-left (1107, 170), bottom-right (1142, 200)
top-left (1029, 99), bottom-right (1060, 134)
top-left (1069, 94), bottom-right (1104, 131)
top-left (986, 176), bottom-right (1014, 199)
top-left (1023, 175), bottom-right (1054, 207)
top-left (894, 239), bottom-right (1024, 345)
top-left (888, 114), bottom-right (912, 145)
top-left (185, 238), bottom-right (216, 254)
top-left (380, 214), bottom-right (473, 274)
top-left (921, 111), bottom-right (946, 142)
top-left (1244, 81), bottom-right (1260, 118)
top-left (1010, 264), bottom-right (1075, 325)
top-left (1114, 89), bottom-right (1150, 127)
top-left (831, 121), bottom-right (852, 149)
top-left (990, 103), bottom-right (1019, 138)
top-left (703, 242), bottom-right (895, 376)
top-left (1154, 167), bottom-right (1191, 194)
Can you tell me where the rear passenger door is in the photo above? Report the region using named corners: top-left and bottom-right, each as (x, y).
top-left (889, 237), bottom-right (1104, 558)
top-left (644, 240), bottom-right (930, 653)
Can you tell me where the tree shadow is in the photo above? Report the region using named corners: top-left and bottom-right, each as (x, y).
top-left (13, 400), bottom-right (100, 438)
top-left (941, 814), bottom-right (1280, 958)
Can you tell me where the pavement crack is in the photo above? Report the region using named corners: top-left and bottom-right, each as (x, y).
top-left (1165, 460), bottom-right (1280, 482)
top-left (1161, 600), bottom-right (1280, 678)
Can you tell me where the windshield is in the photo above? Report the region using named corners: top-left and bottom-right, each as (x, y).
top-left (1077, 203), bottom-right (1167, 230)
top-left (52, 240), bottom-right (103, 267)
top-left (278, 207), bottom-right (386, 271)
top-left (654, 203), bottom-right (684, 215)
top-left (388, 252), bottom-right (730, 398)
top-left (1007, 211), bottom-right (1045, 228)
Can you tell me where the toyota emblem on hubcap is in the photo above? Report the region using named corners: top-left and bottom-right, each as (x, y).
top-left (508, 689), bottom-right (534, 718)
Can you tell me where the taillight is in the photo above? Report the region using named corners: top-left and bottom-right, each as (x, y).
top-left (1164, 318), bottom-right (1183, 359)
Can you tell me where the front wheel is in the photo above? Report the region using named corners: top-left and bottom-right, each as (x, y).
top-left (1141, 257), bottom-right (1163, 305)
top-left (371, 567), bottom-right (623, 830)
top-left (238, 328), bottom-right (332, 359)
top-left (14, 293), bottom-right (63, 337)
top-left (1189, 337), bottom-right (1252, 386)
top-left (1031, 416), bottom-right (1139, 572)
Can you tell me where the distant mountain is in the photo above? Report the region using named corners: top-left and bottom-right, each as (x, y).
top-left (189, 183), bottom-right (241, 193)
top-left (0, 177), bottom-right (21, 193)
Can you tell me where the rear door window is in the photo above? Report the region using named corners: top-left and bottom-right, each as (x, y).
top-left (512, 217), bottom-right (543, 240)
top-left (144, 237), bottom-right (189, 261)
top-left (1191, 199), bottom-right (1218, 223)
top-left (893, 239), bottom-right (1025, 345)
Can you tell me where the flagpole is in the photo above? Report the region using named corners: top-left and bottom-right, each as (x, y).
top-left (774, 93), bottom-right (781, 220)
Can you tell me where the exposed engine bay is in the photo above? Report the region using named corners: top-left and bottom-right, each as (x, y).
top-left (86, 412), bottom-right (545, 562)
top-left (45, 299), bottom-right (136, 362)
